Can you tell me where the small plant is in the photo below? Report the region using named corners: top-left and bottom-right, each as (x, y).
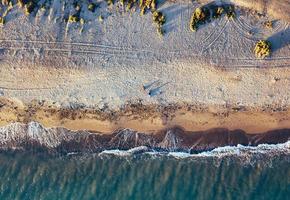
top-left (126, 0), bottom-right (136, 11)
top-left (88, 3), bottom-right (96, 12)
top-left (140, 0), bottom-right (156, 15)
top-left (80, 18), bottom-right (85, 25)
top-left (98, 15), bottom-right (104, 22)
top-left (254, 40), bottom-right (271, 58)
top-left (189, 7), bottom-right (207, 32)
top-left (213, 6), bottom-right (224, 19)
top-left (152, 10), bottom-right (165, 26)
top-left (0, 17), bottom-right (5, 25)
top-left (264, 21), bottom-right (273, 29)
top-left (75, 4), bottom-right (81, 11)
top-left (17, 0), bottom-right (25, 8)
top-left (68, 14), bottom-right (79, 23)
top-left (157, 26), bottom-right (164, 36)
top-left (225, 5), bottom-right (235, 19)
top-left (40, 4), bottom-right (46, 11)
top-left (24, 1), bottom-right (36, 15)
top-left (152, 10), bottom-right (165, 36)
top-left (106, 0), bottom-right (114, 6)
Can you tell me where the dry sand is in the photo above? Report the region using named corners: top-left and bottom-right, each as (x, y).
top-left (199, 0), bottom-right (290, 22)
top-left (0, 0), bottom-right (289, 134)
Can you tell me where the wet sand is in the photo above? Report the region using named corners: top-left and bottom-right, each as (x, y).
top-left (0, 97), bottom-right (289, 134)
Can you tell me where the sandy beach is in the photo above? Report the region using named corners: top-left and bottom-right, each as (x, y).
top-left (0, 97), bottom-right (289, 134)
top-left (0, 0), bottom-right (289, 140)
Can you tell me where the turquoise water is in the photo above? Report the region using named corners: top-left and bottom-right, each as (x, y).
top-left (0, 149), bottom-right (289, 200)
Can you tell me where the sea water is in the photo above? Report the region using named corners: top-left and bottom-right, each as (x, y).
top-left (0, 142), bottom-right (289, 200)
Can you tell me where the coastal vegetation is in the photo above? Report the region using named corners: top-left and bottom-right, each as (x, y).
top-left (254, 40), bottom-right (271, 58)
top-left (68, 14), bottom-right (79, 23)
top-left (152, 10), bottom-right (165, 36)
top-left (189, 7), bottom-right (207, 32)
top-left (88, 2), bottom-right (97, 12)
top-left (189, 4), bottom-right (235, 32)
top-left (0, 16), bottom-right (4, 25)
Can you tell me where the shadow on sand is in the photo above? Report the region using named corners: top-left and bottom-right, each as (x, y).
top-left (267, 27), bottom-right (290, 53)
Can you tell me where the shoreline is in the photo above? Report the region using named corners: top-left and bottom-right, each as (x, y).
top-left (0, 121), bottom-right (289, 154)
top-left (0, 97), bottom-right (289, 134)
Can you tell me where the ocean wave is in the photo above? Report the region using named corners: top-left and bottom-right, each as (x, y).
top-left (0, 121), bottom-right (289, 155)
top-left (97, 141), bottom-right (290, 159)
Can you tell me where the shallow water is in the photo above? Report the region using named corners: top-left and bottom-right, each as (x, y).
top-left (0, 144), bottom-right (289, 200)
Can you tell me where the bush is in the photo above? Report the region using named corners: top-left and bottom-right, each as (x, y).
top-left (152, 10), bottom-right (165, 26)
top-left (254, 40), bottom-right (271, 58)
top-left (140, 0), bottom-right (156, 15)
top-left (213, 6), bottom-right (224, 19)
top-left (225, 5), bottom-right (235, 19)
top-left (264, 21), bottom-right (273, 29)
top-left (189, 7), bottom-right (207, 32)
top-left (152, 10), bottom-right (165, 36)
top-left (68, 15), bottom-right (79, 23)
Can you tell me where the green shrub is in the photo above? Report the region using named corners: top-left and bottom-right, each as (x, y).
top-left (68, 15), bottom-right (79, 23)
top-left (213, 6), bottom-right (224, 19)
top-left (225, 5), bottom-right (235, 19)
top-left (152, 10), bottom-right (165, 26)
top-left (140, 0), bottom-right (156, 15)
top-left (189, 7), bottom-right (207, 32)
top-left (254, 40), bottom-right (271, 58)
top-left (152, 10), bottom-right (165, 36)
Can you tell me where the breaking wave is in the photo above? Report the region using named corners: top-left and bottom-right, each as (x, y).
top-left (0, 121), bottom-right (289, 156)
top-left (97, 141), bottom-right (290, 161)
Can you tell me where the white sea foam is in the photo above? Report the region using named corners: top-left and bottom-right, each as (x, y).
top-left (98, 141), bottom-right (290, 158)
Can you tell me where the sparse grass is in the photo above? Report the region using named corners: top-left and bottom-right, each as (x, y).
top-left (254, 40), bottom-right (271, 58)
